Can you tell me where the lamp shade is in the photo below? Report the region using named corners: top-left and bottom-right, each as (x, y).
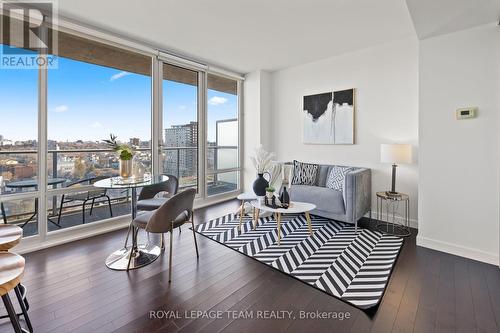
top-left (380, 144), bottom-right (412, 164)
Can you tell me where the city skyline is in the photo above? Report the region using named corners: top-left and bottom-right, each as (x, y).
top-left (0, 51), bottom-right (238, 143)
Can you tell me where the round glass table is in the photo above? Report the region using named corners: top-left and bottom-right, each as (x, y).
top-left (94, 175), bottom-right (169, 271)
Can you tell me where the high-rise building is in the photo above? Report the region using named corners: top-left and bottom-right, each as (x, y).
top-left (164, 122), bottom-right (198, 179)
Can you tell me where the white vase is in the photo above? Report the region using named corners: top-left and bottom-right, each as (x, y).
top-left (119, 159), bottom-right (133, 178)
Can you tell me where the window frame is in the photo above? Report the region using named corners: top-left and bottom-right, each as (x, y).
top-left (0, 14), bottom-right (244, 251)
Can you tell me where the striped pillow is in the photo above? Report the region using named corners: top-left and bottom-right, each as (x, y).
top-left (291, 160), bottom-right (319, 185)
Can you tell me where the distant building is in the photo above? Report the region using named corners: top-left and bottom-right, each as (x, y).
top-left (164, 122), bottom-right (198, 179)
top-left (13, 165), bottom-right (34, 179)
top-left (129, 138), bottom-right (140, 147)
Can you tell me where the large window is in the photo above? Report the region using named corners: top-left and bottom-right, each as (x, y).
top-left (206, 74), bottom-right (239, 196)
top-left (0, 42), bottom-right (40, 236)
top-left (0, 12), bottom-right (242, 245)
top-left (162, 64), bottom-right (199, 191)
top-left (45, 32), bottom-right (152, 233)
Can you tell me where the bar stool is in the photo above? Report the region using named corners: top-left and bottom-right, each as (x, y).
top-left (0, 225), bottom-right (23, 251)
top-left (0, 225), bottom-right (32, 333)
top-left (0, 252), bottom-right (32, 333)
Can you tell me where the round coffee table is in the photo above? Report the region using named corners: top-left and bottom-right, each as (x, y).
top-left (250, 200), bottom-right (316, 245)
top-left (236, 192), bottom-right (257, 230)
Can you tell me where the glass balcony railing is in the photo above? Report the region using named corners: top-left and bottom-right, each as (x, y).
top-left (0, 145), bottom-right (239, 236)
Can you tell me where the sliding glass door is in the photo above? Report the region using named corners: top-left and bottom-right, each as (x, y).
top-left (206, 74), bottom-right (240, 196)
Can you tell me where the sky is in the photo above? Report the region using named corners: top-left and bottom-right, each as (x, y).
top-left (0, 49), bottom-right (238, 143)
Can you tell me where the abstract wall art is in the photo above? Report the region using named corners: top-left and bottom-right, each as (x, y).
top-left (303, 88), bottom-right (355, 144)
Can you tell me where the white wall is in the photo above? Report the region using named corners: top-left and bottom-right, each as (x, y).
top-left (418, 23), bottom-right (500, 265)
top-left (269, 37), bottom-right (419, 225)
top-left (243, 70), bottom-right (273, 191)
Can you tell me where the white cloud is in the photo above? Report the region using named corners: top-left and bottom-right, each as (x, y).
top-left (91, 121), bottom-right (102, 128)
top-left (110, 71), bottom-right (131, 82)
top-left (54, 105), bottom-right (68, 113)
top-left (208, 96), bottom-right (228, 106)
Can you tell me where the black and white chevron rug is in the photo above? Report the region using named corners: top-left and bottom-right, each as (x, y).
top-left (194, 212), bottom-right (403, 310)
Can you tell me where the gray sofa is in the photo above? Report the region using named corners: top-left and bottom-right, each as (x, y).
top-left (289, 164), bottom-right (371, 231)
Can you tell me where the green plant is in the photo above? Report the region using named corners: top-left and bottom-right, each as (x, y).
top-left (103, 134), bottom-right (134, 161)
top-left (265, 186), bottom-right (275, 192)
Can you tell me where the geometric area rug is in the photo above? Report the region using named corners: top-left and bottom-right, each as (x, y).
top-left (194, 212), bottom-right (403, 310)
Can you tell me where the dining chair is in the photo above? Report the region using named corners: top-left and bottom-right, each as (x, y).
top-left (136, 174), bottom-right (178, 211)
top-left (56, 176), bottom-right (113, 225)
top-left (131, 188), bottom-right (198, 281)
top-left (0, 177), bottom-right (6, 224)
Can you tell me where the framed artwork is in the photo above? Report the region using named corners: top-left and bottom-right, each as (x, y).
top-left (303, 88), bottom-right (355, 144)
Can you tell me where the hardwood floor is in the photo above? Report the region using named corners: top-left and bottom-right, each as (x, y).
top-left (1, 199), bottom-right (498, 332)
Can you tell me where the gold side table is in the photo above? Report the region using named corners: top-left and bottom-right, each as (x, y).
top-left (376, 191), bottom-right (411, 237)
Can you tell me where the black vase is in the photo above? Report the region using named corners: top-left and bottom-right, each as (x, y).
top-left (280, 186), bottom-right (290, 207)
top-left (252, 173), bottom-right (269, 196)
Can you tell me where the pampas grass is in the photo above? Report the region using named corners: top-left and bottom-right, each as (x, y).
top-left (250, 145), bottom-right (275, 174)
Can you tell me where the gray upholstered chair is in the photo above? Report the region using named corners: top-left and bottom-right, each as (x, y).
top-left (136, 175), bottom-right (178, 211)
top-left (131, 188), bottom-right (198, 281)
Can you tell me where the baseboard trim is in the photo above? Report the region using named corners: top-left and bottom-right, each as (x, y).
top-left (365, 211), bottom-right (418, 229)
top-left (417, 235), bottom-right (499, 266)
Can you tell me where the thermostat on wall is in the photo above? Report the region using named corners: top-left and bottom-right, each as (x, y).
top-left (456, 107), bottom-right (477, 120)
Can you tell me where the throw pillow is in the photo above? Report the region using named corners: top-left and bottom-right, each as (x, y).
top-left (326, 166), bottom-right (352, 192)
top-left (291, 160), bottom-right (319, 185)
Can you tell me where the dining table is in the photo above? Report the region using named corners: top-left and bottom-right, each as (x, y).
top-left (5, 178), bottom-right (67, 228)
top-left (94, 175), bottom-right (169, 271)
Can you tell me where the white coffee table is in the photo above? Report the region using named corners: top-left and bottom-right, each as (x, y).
top-left (236, 192), bottom-right (258, 230)
top-left (250, 200), bottom-right (316, 245)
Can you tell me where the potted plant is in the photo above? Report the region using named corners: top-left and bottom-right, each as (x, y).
top-left (103, 134), bottom-right (134, 178)
top-left (265, 186), bottom-right (275, 199)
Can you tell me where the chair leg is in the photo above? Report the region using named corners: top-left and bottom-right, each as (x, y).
top-left (1, 202), bottom-right (7, 224)
top-left (82, 200), bottom-right (87, 224)
top-left (89, 198), bottom-right (95, 215)
top-left (14, 285), bottom-right (32, 333)
top-left (160, 233), bottom-right (165, 250)
top-left (57, 196), bottom-right (65, 225)
top-left (124, 224), bottom-right (132, 248)
top-left (1, 293), bottom-right (23, 333)
top-left (191, 217), bottom-right (199, 258)
top-left (168, 227), bottom-right (173, 283)
top-left (127, 227), bottom-right (139, 271)
top-left (106, 195), bottom-right (113, 217)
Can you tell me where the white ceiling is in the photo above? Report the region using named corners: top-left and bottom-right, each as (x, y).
top-left (56, 0), bottom-right (499, 74)
top-left (57, 0), bottom-right (415, 74)
top-left (406, 0), bottom-right (500, 39)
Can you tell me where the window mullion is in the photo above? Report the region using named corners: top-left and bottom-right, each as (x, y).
top-left (198, 71), bottom-right (207, 199)
top-left (152, 57), bottom-right (162, 175)
top-left (38, 24), bottom-right (49, 241)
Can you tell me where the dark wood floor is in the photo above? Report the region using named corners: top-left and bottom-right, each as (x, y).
top-left (1, 199), bottom-right (499, 333)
